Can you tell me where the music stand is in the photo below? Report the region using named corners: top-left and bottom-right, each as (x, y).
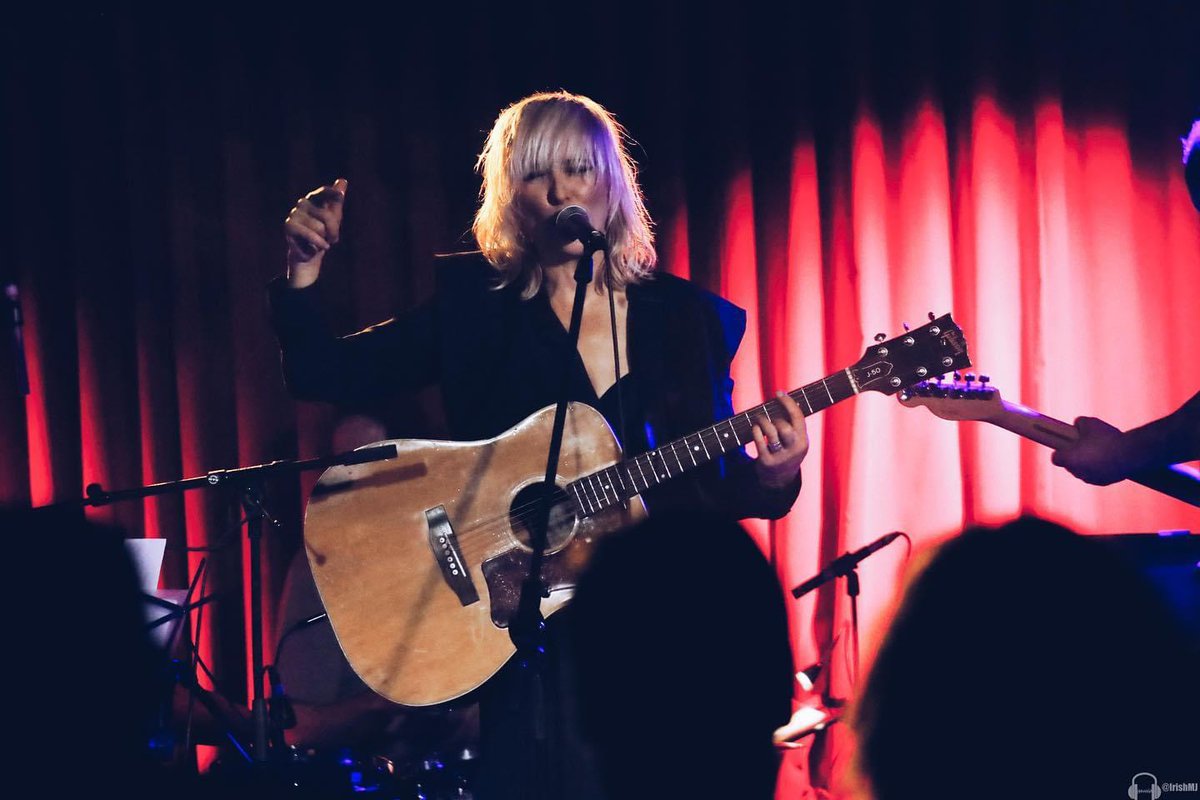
top-left (53, 443), bottom-right (399, 765)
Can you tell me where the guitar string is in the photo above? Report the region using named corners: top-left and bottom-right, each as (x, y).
top-left (369, 333), bottom-right (959, 566)
top-left (447, 394), bottom-right (809, 559)
top-left (451, 361), bottom-right (961, 562)
top-left (428, 377), bottom-right (875, 561)
top-left (450, 361), bottom-right (954, 561)
top-left (450, 401), bottom-right (834, 562)
top-left (445, 396), bottom-right (792, 544)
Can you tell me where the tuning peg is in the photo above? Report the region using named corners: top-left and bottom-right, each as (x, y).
top-left (979, 374), bottom-right (990, 385)
top-left (953, 372), bottom-right (963, 382)
top-left (965, 373), bottom-right (976, 384)
top-left (874, 332), bottom-right (887, 343)
top-left (928, 311), bottom-right (936, 322)
top-left (902, 322), bottom-right (911, 332)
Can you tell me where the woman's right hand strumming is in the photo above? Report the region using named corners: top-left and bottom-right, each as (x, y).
top-left (284, 178), bottom-right (348, 288)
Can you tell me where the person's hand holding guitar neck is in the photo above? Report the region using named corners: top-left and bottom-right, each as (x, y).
top-left (1051, 392), bottom-right (1200, 486)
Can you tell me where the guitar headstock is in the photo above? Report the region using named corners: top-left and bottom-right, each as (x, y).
top-left (898, 374), bottom-right (1004, 421)
top-left (849, 313), bottom-right (971, 396)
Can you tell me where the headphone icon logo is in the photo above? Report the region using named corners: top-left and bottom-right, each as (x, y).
top-left (1129, 773), bottom-right (1162, 800)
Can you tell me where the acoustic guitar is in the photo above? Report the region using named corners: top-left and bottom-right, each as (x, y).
top-left (303, 314), bottom-right (971, 706)
top-left (899, 377), bottom-right (1200, 506)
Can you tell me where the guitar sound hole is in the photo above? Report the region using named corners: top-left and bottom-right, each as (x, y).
top-left (509, 483), bottom-right (578, 554)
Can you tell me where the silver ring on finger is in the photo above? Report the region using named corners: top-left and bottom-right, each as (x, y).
top-left (767, 440), bottom-right (784, 454)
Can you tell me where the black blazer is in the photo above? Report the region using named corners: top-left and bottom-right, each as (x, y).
top-left (269, 253), bottom-right (799, 519)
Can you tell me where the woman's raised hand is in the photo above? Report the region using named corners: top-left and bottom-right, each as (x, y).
top-left (285, 178), bottom-right (348, 288)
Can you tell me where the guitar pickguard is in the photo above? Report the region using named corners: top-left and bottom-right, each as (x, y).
top-left (481, 548), bottom-right (576, 627)
top-left (481, 504), bottom-right (638, 627)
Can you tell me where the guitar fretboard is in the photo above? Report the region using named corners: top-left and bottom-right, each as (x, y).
top-left (566, 369), bottom-right (858, 516)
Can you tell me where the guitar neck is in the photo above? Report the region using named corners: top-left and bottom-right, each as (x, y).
top-left (987, 399), bottom-right (1078, 448)
top-left (566, 369), bottom-right (858, 516)
top-left (988, 400), bottom-right (1200, 508)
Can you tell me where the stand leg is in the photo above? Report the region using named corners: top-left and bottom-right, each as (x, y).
top-left (244, 483), bottom-right (270, 762)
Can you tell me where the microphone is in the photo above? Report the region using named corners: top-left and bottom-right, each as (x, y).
top-left (554, 205), bottom-right (608, 249)
top-left (4, 282), bottom-right (29, 396)
top-left (791, 532), bottom-right (904, 598)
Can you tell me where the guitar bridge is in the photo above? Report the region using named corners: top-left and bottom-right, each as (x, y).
top-left (425, 505), bottom-right (479, 606)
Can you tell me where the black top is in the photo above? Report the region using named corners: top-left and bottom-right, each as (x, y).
top-left (592, 372), bottom-right (642, 453)
top-left (268, 252), bottom-right (800, 519)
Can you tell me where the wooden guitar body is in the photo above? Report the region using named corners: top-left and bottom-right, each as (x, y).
top-left (303, 403), bottom-right (644, 707)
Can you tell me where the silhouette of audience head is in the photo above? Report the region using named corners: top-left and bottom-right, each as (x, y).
top-left (851, 516), bottom-right (1200, 800)
top-left (6, 506), bottom-right (171, 796)
top-left (1185, 116), bottom-right (1199, 211)
top-left (569, 510), bottom-right (794, 799)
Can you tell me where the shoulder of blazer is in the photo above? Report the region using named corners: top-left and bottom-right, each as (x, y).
top-left (635, 272), bottom-right (747, 362)
top-left (432, 250), bottom-right (501, 294)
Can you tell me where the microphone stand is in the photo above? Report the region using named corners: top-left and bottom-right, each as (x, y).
top-left (51, 444), bottom-right (398, 768)
top-left (792, 532), bottom-right (904, 691)
top-left (509, 243), bottom-right (599, 800)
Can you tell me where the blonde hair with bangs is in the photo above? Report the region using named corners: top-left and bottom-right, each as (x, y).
top-left (473, 91), bottom-right (657, 297)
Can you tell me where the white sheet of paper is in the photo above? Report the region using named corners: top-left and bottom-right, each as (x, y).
top-left (124, 538), bottom-right (167, 592)
top-left (124, 539), bottom-right (187, 649)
